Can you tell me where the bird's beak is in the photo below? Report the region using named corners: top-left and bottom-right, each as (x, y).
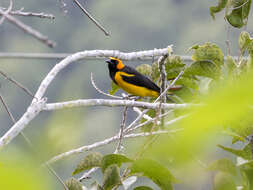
top-left (106, 59), bottom-right (112, 64)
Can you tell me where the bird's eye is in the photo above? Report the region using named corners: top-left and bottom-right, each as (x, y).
top-left (111, 59), bottom-right (118, 64)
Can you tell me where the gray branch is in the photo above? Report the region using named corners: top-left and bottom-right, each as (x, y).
top-left (0, 8), bottom-right (56, 48)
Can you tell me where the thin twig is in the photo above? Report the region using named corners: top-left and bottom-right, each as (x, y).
top-left (225, 23), bottom-right (231, 56)
top-left (133, 107), bottom-right (160, 125)
top-left (0, 7), bottom-right (55, 19)
top-left (90, 73), bottom-right (122, 99)
top-left (0, 8), bottom-right (56, 48)
top-left (0, 70), bottom-right (35, 99)
top-left (115, 106), bottom-right (128, 153)
top-left (47, 130), bottom-right (172, 164)
top-left (79, 167), bottom-right (98, 181)
top-left (73, 0), bottom-right (110, 36)
top-left (156, 68), bottom-right (186, 102)
top-left (127, 110), bottom-right (173, 133)
top-left (0, 0), bottom-right (13, 25)
top-left (157, 55), bottom-right (168, 128)
top-left (0, 93), bottom-right (15, 122)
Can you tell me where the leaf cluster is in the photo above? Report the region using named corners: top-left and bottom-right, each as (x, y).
top-left (210, 0), bottom-right (252, 28)
top-left (67, 152), bottom-right (177, 190)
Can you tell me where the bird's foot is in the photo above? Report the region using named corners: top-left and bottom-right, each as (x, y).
top-left (121, 93), bottom-right (140, 101)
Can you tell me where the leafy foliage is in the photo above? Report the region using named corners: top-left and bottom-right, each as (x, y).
top-left (72, 152), bottom-right (103, 175)
top-left (102, 164), bottom-right (122, 190)
top-left (207, 158), bottom-right (237, 176)
top-left (218, 143), bottom-right (252, 160)
top-left (101, 154), bottom-right (133, 173)
top-left (136, 64), bottom-right (152, 78)
top-left (210, 0), bottom-right (252, 28)
top-left (109, 81), bottom-right (120, 95)
top-left (210, 0), bottom-right (228, 19)
top-left (130, 158), bottom-right (177, 190)
top-left (65, 178), bottom-right (83, 190)
top-left (213, 172), bottom-right (237, 190)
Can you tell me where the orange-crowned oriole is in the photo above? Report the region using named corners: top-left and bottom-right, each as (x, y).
top-left (106, 57), bottom-right (161, 98)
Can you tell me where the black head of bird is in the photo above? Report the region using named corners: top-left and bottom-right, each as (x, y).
top-left (106, 57), bottom-right (124, 72)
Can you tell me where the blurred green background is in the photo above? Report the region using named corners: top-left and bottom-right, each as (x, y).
top-left (0, 0), bottom-right (252, 189)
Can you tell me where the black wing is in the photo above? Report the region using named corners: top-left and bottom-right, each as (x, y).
top-left (121, 66), bottom-right (160, 93)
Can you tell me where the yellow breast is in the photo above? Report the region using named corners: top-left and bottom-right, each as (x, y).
top-left (114, 72), bottom-right (159, 97)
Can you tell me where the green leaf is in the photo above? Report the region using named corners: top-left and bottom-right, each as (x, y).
top-left (225, 0), bottom-right (252, 28)
top-left (130, 158), bottom-right (176, 190)
top-left (102, 164), bottom-right (121, 190)
top-left (151, 61), bottom-right (160, 81)
top-left (226, 9), bottom-right (244, 28)
top-left (185, 60), bottom-right (220, 79)
top-left (210, 0), bottom-right (228, 19)
top-left (101, 154), bottom-right (133, 173)
top-left (229, 118), bottom-right (253, 143)
top-left (72, 152), bottom-right (103, 175)
top-left (239, 160), bottom-right (253, 170)
top-left (222, 130), bottom-right (246, 144)
top-left (240, 170), bottom-right (252, 190)
top-left (207, 158), bottom-right (237, 176)
top-left (65, 178), bottom-right (83, 190)
top-left (242, 0), bottom-right (252, 19)
top-left (151, 55), bottom-right (186, 81)
top-left (134, 186), bottom-right (154, 190)
top-left (109, 81), bottom-right (120, 95)
top-left (90, 181), bottom-right (104, 190)
top-left (136, 64), bottom-right (152, 77)
top-left (239, 31), bottom-right (251, 54)
top-left (214, 172), bottom-right (237, 190)
top-left (191, 43), bottom-right (224, 67)
top-left (218, 143), bottom-right (252, 160)
top-left (165, 55), bottom-right (185, 79)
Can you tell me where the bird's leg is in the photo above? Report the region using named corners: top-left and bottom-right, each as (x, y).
top-left (128, 95), bottom-right (141, 101)
top-left (121, 93), bottom-right (140, 101)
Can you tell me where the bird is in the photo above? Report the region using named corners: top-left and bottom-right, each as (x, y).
top-left (106, 57), bottom-right (163, 98)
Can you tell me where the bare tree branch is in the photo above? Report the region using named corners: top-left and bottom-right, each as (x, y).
top-left (47, 130), bottom-right (174, 164)
top-left (0, 7), bottom-right (55, 19)
top-left (91, 72), bottom-right (121, 99)
top-left (0, 70), bottom-right (35, 98)
top-left (0, 0), bottom-right (13, 25)
top-left (0, 8), bottom-right (56, 48)
top-left (44, 99), bottom-right (192, 111)
top-left (0, 53), bottom-right (243, 63)
top-left (157, 54), bottom-right (168, 128)
top-left (0, 93), bottom-right (16, 123)
top-left (73, 0), bottom-right (110, 36)
top-left (79, 167), bottom-right (98, 181)
top-left (115, 106), bottom-right (128, 153)
top-left (0, 52), bottom-right (70, 60)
